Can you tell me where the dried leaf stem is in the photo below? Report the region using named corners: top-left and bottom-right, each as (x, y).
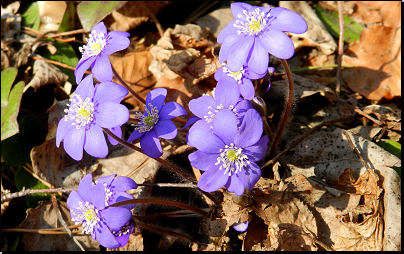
top-left (111, 65), bottom-right (146, 104)
top-left (51, 194), bottom-right (85, 251)
top-left (110, 198), bottom-right (210, 218)
top-left (268, 59), bottom-right (294, 159)
top-left (102, 128), bottom-right (221, 205)
top-left (336, 1), bottom-right (344, 98)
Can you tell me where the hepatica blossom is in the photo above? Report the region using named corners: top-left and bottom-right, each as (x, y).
top-left (56, 74), bottom-right (129, 161)
top-left (214, 62), bottom-right (266, 100)
top-left (188, 109), bottom-right (269, 196)
top-left (127, 88), bottom-right (187, 158)
top-left (217, 2), bottom-right (307, 74)
top-left (187, 80), bottom-right (252, 140)
top-left (67, 173), bottom-right (134, 249)
top-left (75, 21), bottom-right (130, 84)
top-left (95, 174), bottom-right (138, 210)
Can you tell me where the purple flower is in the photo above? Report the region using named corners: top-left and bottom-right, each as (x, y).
top-left (188, 108), bottom-right (269, 196)
top-left (56, 74), bottom-right (129, 161)
top-left (111, 220), bottom-right (135, 248)
top-left (95, 174), bottom-right (138, 210)
top-left (75, 21), bottom-right (130, 84)
top-left (127, 88), bottom-right (187, 158)
top-left (186, 80), bottom-right (252, 147)
top-left (67, 173), bottom-right (133, 249)
top-left (217, 3), bottom-right (307, 74)
top-left (214, 62), bottom-right (266, 100)
top-left (232, 219), bottom-right (249, 232)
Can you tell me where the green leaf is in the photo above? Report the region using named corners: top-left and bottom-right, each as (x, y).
top-left (314, 4), bottom-right (364, 44)
top-left (392, 166), bottom-right (401, 178)
top-left (377, 140), bottom-right (401, 159)
top-left (15, 166), bottom-right (50, 208)
top-left (37, 40), bottom-right (79, 84)
top-left (77, 1), bottom-right (127, 32)
top-left (58, 1), bottom-right (76, 32)
top-left (1, 68), bottom-right (24, 141)
top-left (20, 2), bottom-right (40, 30)
top-left (1, 114), bottom-right (45, 167)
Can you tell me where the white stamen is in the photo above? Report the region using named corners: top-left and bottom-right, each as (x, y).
top-left (79, 30), bottom-right (107, 57)
top-left (215, 143), bottom-right (250, 176)
top-left (71, 202), bottom-right (101, 235)
top-left (233, 7), bottom-right (273, 36)
top-left (131, 103), bottom-right (159, 133)
top-left (64, 94), bottom-right (95, 129)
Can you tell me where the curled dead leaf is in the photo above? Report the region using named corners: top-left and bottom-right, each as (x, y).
top-left (19, 201), bottom-right (99, 251)
top-left (24, 59), bottom-right (68, 93)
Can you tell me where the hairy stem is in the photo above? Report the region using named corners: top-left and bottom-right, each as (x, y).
top-left (268, 59), bottom-right (294, 159)
top-left (102, 128), bottom-right (221, 205)
top-left (110, 198), bottom-right (210, 218)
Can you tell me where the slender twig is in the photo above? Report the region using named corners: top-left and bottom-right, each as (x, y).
top-left (138, 183), bottom-right (197, 188)
top-left (111, 65), bottom-right (146, 104)
top-left (1, 228), bottom-right (77, 234)
top-left (110, 198), bottom-right (210, 218)
top-left (268, 59), bottom-right (294, 159)
top-left (323, 92), bottom-right (384, 126)
top-left (102, 128), bottom-right (221, 205)
top-left (291, 64), bottom-right (353, 72)
top-left (336, 1), bottom-right (344, 98)
top-left (30, 55), bottom-right (91, 74)
top-left (1, 187), bottom-right (76, 203)
top-left (261, 117), bottom-right (357, 169)
top-left (141, 1), bottom-right (164, 38)
top-left (51, 194), bottom-right (85, 251)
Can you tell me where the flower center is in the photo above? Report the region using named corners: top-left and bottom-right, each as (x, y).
top-left (234, 8), bottom-right (272, 36)
top-left (215, 143), bottom-right (250, 176)
top-left (64, 94), bottom-right (95, 129)
top-left (79, 30), bottom-right (107, 57)
top-left (133, 103), bottom-right (159, 133)
top-left (71, 201), bottom-right (101, 235)
top-left (223, 65), bottom-right (245, 83)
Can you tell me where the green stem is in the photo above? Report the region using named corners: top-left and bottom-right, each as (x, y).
top-left (110, 198), bottom-right (210, 218)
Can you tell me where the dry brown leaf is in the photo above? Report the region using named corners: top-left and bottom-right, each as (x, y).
top-left (280, 1), bottom-right (337, 55)
top-left (105, 1), bottom-right (169, 32)
top-left (20, 201), bottom-right (99, 251)
top-left (342, 24), bottom-right (401, 101)
top-left (286, 128), bottom-right (401, 182)
top-left (221, 191), bottom-right (252, 231)
top-left (149, 24), bottom-right (218, 98)
top-left (194, 217), bottom-right (231, 251)
top-left (117, 234), bottom-right (144, 251)
top-left (24, 59), bottom-right (69, 93)
top-left (109, 50), bottom-right (156, 108)
top-left (249, 183), bottom-right (318, 251)
top-left (31, 138), bottom-right (66, 188)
